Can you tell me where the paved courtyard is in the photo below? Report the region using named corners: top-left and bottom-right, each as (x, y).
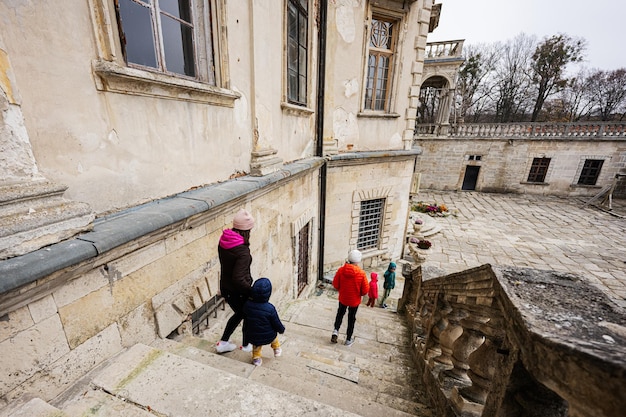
top-left (409, 190), bottom-right (626, 309)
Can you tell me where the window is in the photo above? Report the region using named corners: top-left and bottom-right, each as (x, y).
top-left (357, 198), bottom-right (385, 250)
top-left (287, 0), bottom-right (308, 105)
top-left (115, 0), bottom-right (212, 82)
top-left (578, 159), bottom-right (604, 185)
top-left (364, 15), bottom-right (398, 111)
top-left (527, 157), bottom-right (551, 183)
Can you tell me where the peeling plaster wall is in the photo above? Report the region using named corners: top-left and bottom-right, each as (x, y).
top-left (324, 0), bottom-right (430, 152)
top-left (0, 1), bottom-right (318, 215)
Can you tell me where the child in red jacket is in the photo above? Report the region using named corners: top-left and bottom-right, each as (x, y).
top-left (331, 249), bottom-right (369, 346)
top-left (366, 272), bottom-right (379, 307)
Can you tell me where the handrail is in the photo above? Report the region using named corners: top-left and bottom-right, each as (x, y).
top-left (400, 264), bottom-right (626, 417)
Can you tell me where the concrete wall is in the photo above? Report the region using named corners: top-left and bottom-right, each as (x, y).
top-left (416, 138), bottom-right (626, 196)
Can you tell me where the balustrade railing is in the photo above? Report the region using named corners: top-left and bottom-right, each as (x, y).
top-left (425, 40), bottom-right (465, 60)
top-left (414, 122), bottom-right (626, 140)
top-left (400, 264), bottom-right (626, 417)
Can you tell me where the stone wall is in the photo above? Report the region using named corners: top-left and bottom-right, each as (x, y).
top-left (323, 153), bottom-right (417, 273)
top-left (0, 167), bottom-right (320, 405)
top-left (402, 264), bottom-right (626, 417)
top-left (415, 137), bottom-right (626, 197)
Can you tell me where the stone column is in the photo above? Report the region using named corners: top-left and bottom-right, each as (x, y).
top-left (0, 37), bottom-right (93, 260)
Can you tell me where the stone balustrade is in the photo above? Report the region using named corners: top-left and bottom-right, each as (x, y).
top-left (415, 121), bottom-right (626, 140)
top-left (400, 264), bottom-right (626, 417)
top-left (425, 40), bottom-right (465, 60)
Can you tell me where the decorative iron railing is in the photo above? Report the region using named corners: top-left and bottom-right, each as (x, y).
top-left (398, 264), bottom-right (626, 417)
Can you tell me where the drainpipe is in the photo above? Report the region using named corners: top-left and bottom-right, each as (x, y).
top-left (316, 0), bottom-right (328, 282)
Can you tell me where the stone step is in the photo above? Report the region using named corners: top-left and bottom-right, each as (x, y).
top-left (56, 343), bottom-right (362, 417)
top-left (171, 287), bottom-right (433, 416)
top-left (153, 338), bottom-right (428, 417)
top-left (0, 397), bottom-right (68, 417)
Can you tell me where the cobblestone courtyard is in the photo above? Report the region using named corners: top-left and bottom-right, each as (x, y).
top-left (411, 191), bottom-right (626, 309)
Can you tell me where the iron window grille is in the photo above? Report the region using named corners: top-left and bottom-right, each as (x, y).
top-left (115, 0), bottom-right (201, 79)
top-left (287, 0), bottom-right (308, 106)
top-left (578, 159), bottom-right (604, 185)
top-left (357, 198), bottom-right (385, 250)
top-left (527, 157), bottom-right (551, 183)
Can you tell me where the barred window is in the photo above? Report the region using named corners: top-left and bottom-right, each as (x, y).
top-left (527, 157), bottom-right (551, 183)
top-left (578, 159), bottom-right (604, 185)
top-left (357, 198), bottom-right (385, 250)
top-left (287, 0), bottom-right (308, 105)
top-left (364, 16), bottom-right (397, 111)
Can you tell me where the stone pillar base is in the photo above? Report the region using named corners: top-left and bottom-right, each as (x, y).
top-left (322, 138), bottom-right (338, 155)
top-left (250, 149), bottom-right (283, 177)
top-left (0, 180), bottom-right (94, 260)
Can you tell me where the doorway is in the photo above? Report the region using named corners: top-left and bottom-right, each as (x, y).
top-left (462, 166), bottom-right (480, 190)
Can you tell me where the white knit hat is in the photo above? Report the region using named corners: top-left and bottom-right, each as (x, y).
top-left (348, 249), bottom-right (362, 263)
top-left (233, 209), bottom-right (255, 230)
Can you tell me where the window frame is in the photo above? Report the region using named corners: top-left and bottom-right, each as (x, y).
top-left (90, 0), bottom-right (237, 105)
top-left (285, 0), bottom-right (309, 107)
top-left (114, 0), bottom-right (199, 80)
top-left (362, 10), bottom-right (401, 113)
top-left (577, 159), bottom-right (604, 186)
top-left (527, 157), bottom-right (551, 183)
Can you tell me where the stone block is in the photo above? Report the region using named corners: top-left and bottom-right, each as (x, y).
top-left (107, 241), bottom-right (166, 279)
top-left (52, 268), bottom-right (108, 308)
top-left (27, 294), bottom-right (57, 323)
top-left (165, 225), bottom-right (207, 254)
top-left (118, 303), bottom-right (157, 348)
top-left (0, 305), bottom-right (33, 343)
top-left (0, 315), bottom-right (70, 397)
top-left (59, 236), bottom-right (211, 348)
top-left (4, 324), bottom-right (122, 403)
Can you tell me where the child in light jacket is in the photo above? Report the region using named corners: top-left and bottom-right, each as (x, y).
top-left (242, 277), bottom-right (285, 366)
top-left (366, 272), bottom-right (379, 307)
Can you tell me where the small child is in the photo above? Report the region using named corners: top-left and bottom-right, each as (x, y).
top-left (242, 277), bottom-right (286, 366)
top-left (380, 262), bottom-right (396, 308)
top-left (366, 272), bottom-right (379, 307)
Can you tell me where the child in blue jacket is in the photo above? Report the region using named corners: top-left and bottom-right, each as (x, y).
top-left (242, 278), bottom-right (286, 366)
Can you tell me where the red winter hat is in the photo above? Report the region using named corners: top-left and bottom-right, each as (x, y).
top-left (233, 209), bottom-right (255, 230)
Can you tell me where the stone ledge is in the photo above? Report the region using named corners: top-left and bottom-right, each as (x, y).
top-left (0, 158), bottom-right (324, 296)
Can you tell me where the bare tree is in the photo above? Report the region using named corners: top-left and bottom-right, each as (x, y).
top-left (587, 68), bottom-right (626, 121)
top-left (493, 33), bottom-right (535, 122)
top-left (530, 34), bottom-right (585, 121)
top-left (456, 43), bottom-right (499, 122)
top-left (551, 67), bottom-right (594, 121)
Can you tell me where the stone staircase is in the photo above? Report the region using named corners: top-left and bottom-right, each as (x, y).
top-left (0, 283), bottom-right (433, 417)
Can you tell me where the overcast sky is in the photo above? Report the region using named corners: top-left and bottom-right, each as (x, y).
top-left (427, 0), bottom-right (624, 71)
